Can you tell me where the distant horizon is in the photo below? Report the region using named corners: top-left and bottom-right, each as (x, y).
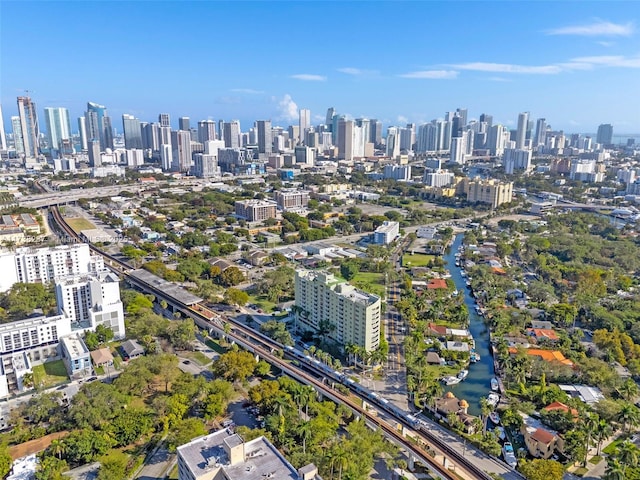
top-left (2, 2), bottom-right (639, 134)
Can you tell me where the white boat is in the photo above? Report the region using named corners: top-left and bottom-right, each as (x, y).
top-left (502, 442), bottom-right (517, 468)
top-left (486, 393), bottom-right (500, 407)
top-left (489, 412), bottom-right (501, 424)
top-left (443, 376), bottom-right (462, 385)
top-left (460, 270), bottom-right (467, 278)
top-left (491, 377), bottom-right (499, 392)
top-left (470, 352), bottom-right (480, 363)
top-left (457, 369), bottom-right (469, 381)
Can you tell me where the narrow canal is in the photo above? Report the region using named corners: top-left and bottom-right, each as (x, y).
top-left (445, 233), bottom-right (495, 416)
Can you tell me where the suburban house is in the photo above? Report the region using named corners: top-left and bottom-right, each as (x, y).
top-left (121, 339), bottom-right (145, 360)
top-left (520, 413), bottom-right (564, 459)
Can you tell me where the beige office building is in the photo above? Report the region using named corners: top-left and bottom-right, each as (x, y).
top-left (234, 200), bottom-right (278, 222)
top-left (464, 178), bottom-right (514, 208)
top-left (294, 270), bottom-right (381, 352)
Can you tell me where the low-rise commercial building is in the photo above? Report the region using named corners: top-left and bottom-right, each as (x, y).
top-left (373, 221), bottom-right (399, 245)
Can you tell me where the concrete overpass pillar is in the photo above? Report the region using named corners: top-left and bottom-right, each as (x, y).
top-left (408, 453), bottom-right (415, 470)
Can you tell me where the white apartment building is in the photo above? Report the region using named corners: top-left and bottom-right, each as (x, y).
top-left (503, 148), bottom-right (532, 175)
top-left (0, 244), bottom-right (103, 293)
top-left (373, 221), bottom-right (399, 245)
top-left (383, 164), bottom-right (411, 181)
top-left (424, 170), bottom-right (454, 187)
top-left (55, 270), bottom-right (125, 338)
top-left (294, 270), bottom-right (381, 352)
top-left (177, 429), bottom-right (319, 480)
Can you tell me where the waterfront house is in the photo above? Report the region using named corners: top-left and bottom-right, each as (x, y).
top-left (508, 347), bottom-right (574, 367)
top-left (520, 413), bottom-right (564, 459)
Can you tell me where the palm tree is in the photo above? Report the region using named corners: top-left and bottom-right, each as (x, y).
top-left (604, 458), bottom-right (626, 480)
top-left (21, 372), bottom-right (35, 390)
top-left (595, 419), bottom-right (613, 456)
top-left (480, 397), bottom-right (491, 435)
top-left (345, 343), bottom-right (357, 368)
top-left (297, 421), bottom-right (313, 454)
top-left (618, 379), bottom-right (639, 402)
top-left (617, 403), bottom-right (640, 433)
top-left (49, 439), bottom-right (65, 460)
top-left (582, 414), bottom-right (599, 466)
top-left (618, 440), bottom-right (639, 471)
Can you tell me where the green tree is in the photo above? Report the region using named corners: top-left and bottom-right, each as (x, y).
top-left (255, 360), bottom-right (271, 377)
top-left (519, 459), bottom-right (564, 480)
top-left (224, 288), bottom-right (249, 306)
top-left (35, 455), bottom-right (67, 480)
top-left (260, 320), bottom-right (294, 346)
top-left (212, 351), bottom-right (257, 382)
top-left (167, 319), bottom-right (196, 350)
top-left (218, 267), bottom-right (245, 287)
top-left (340, 261), bottom-right (359, 281)
top-left (97, 451), bottom-right (129, 480)
top-left (0, 443), bottom-right (11, 479)
top-left (167, 418), bottom-right (207, 451)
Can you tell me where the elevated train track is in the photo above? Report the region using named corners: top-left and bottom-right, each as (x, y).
top-left (49, 204), bottom-right (517, 480)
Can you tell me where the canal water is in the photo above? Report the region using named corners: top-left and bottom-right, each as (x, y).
top-left (444, 234), bottom-right (495, 416)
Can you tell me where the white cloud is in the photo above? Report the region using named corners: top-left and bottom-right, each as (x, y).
top-left (399, 70), bottom-right (458, 79)
top-left (451, 62), bottom-right (562, 74)
top-left (597, 41), bottom-right (615, 47)
top-left (487, 76), bottom-right (512, 82)
top-left (230, 88), bottom-right (264, 94)
top-left (568, 55), bottom-right (640, 68)
top-left (290, 74), bottom-right (327, 81)
top-left (337, 67), bottom-right (379, 76)
top-left (397, 115), bottom-right (409, 124)
top-left (277, 94), bottom-right (299, 122)
top-left (547, 20), bottom-right (634, 37)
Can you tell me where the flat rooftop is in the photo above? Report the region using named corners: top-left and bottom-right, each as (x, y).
top-left (128, 269), bottom-right (203, 306)
top-left (178, 430), bottom-right (300, 480)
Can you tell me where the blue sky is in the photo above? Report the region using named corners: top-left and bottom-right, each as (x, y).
top-left (2, 1), bottom-right (639, 134)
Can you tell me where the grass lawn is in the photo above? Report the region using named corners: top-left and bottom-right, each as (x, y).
top-left (402, 253), bottom-right (435, 268)
top-left (205, 338), bottom-right (228, 354)
top-left (246, 293), bottom-right (278, 312)
top-left (589, 455), bottom-right (603, 465)
top-left (573, 467), bottom-right (589, 477)
top-left (65, 217), bottom-right (96, 232)
top-left (167, 464), bottom-right (179, 480)
top-left (182, 351), bottom-right (211, 366)
top-left (350, 272), bottom-right (385, 298)
top-left (33, 360), bottom-right (68, 388)
top-left (603, 438), bottom-right (625, 455)
top-left (424, 363), bottom-right (460, 379)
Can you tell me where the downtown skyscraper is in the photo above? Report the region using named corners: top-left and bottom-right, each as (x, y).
top-left (43, 107), bottom-right (72, 156)
top-left (256, 120), bottom-right (272, 154)
top-left (85, 102), bottom-right (113, 150)
top-left (122, 114), bottom-right (143, 149)
top-left (16, 96), bottom-right (39, 159)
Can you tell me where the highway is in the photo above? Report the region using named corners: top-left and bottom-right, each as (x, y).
top-left (49, 205), bottom-right (521, 480)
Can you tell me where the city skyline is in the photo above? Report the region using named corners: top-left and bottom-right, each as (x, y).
top-left (1, 2), bottom-right (639, 133)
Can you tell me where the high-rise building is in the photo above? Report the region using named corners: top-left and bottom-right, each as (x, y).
top-left (16, 96), bottom-right (39, 158)
top-left (171, 130), bottom-right (192, 172)
top-left (294, 270), bottom-right (381, 352)
top-left (160, 144), bottom-right (173, 171)
top-left (325, 107), bottom-right (335, 130)
top-left (465, 178), bottom-right (514, 208)
top-left (534, 118), bottom-right (547, 147)
top-left (370, 119), bottom-right (382, 145)
top-left (159, 113), bottom-right (170, 127)
top-left (488, 124), bottom-right (508, 156)
top-left (43, 107), bottom-right (72, 156)
top-left (337, 118), bottom-right (354, 160)
top-left (456, 108), bottom-right (468, 127)
top-left (88, 140), bottom-right (101, 167)
top-left (479, 113), bottom-right (493, 129)
top-left (386, 127), bottom-right (400, 157)
top-left (450, 134), bottom-right (468, 164)
top-left (77, 117), bottom-right (88, 151)
top-left (86, 102), bottom-right (113, 150)
top-left (223, 121), bottom-right (241, 149)
top-left (122, 114), bottom-right (143, 149)
top-left (143, 123), bottom-right (160, 151)
top-left (55, 271), bottom-right (125, 338)
top-left (596, 124), bottom-right (613, 145)
top-left (515, 112), bottom-right (529, 149)
top-left (193, 153), bottom-right (219, 178)
top-left (298, 109), bottom-right (310, 144)
top-left (178, 117), bottom-right (190, 131)
top-left (0, 104), bottom-right (7, 150)
top-left (0, 244), bottom-right (101, 293)
top-left (503, 148), bottom-right (532, 174)
top-left (256, 120), bottom-right (272, 154)
top-left (197, 120), bottom-right (216, 143)
top-left (11, 117), bottom-right (24, 154)
top-left (417, 123), bottom-right (438, 152)
top-left (235, 200), bottom-right (277, 222)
